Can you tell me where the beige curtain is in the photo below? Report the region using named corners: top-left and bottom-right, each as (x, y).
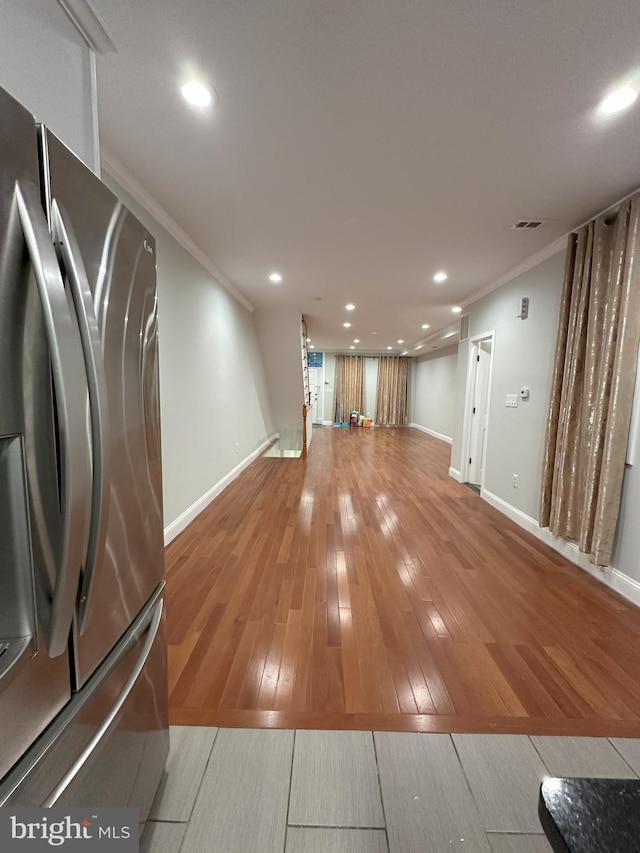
top-left (375, 357), bottom-right (409, 425)
top-left (334, 355), bottom-right (364, 423)
top-left (540, 193), bottom-right (640, 566)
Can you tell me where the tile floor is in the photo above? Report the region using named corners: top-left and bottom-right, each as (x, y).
top-left (142, 727), bottom-right (640, 852)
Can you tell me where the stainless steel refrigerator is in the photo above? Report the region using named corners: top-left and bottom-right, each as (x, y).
top-left (0, 85), bottom-right (168, 822)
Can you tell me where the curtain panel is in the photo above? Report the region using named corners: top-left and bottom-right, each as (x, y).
top-left (375, 357), bottom-right (409, 426)
top-left (334, 355), bottom-right (364, 423)
top-left (540, 193), bottom-right (640, 566)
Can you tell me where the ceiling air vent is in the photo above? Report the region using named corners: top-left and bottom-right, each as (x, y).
top-left (460, 313), bottom-right (470, 342)
top-left (510, 219), bottom-right (547, 230)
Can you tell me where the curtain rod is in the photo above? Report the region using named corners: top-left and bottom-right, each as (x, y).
top-left (572, 184), bottom-right (640, 233)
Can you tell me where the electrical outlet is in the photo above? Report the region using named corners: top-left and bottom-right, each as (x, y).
top-left (234, 442), bottom-right (240, 454)
top-left (512, 474), bottom-right (518, 488)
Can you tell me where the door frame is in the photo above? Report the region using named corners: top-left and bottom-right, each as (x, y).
top-left (309, 362), bottom-right (324, 425)
top-left (461, 330), bottom-right (495, 487)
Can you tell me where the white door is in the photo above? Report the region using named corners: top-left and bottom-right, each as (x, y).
top-left (468, 339), bottom-right (492, 486)
top-left (308, 367), bottom-right (322, 424)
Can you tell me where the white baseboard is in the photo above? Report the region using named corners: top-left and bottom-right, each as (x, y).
top-left (480, 488), bottom-right (541, 539)
top-left (322, 420), bottom-right (334, 426)
top-left (448, 467), bottom-right (463, 483)
top-left (163, 433), bottom-right (278, 545)
top-left (480, 487), bottom-right (640, 608)
top-left (409, 423), bottom-right (453, 444)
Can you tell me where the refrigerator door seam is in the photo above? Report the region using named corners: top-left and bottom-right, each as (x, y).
top-left (50, 199), bottom-right (111, 632)
top-left (43, 597), bottom-right (164, 807)
top-left (14, 181), bottom-right (92, 658)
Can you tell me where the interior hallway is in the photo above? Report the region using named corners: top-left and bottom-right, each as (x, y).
top-left (165, 427), bottom-right (640, 736)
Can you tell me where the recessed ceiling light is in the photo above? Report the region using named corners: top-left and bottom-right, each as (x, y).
top-left (181, 79), bottom-right (216, 108)
top-left (372, 331), bottom-right (378, 335)
top-left (343, 322), bottom-right (351, 328)
top-left (345, 303), bottom-right (355, 311)
top-left (599, 86), bottom-right (638, 115)
top-left (353, 339), bottom-right (360, 343)
top-left (387, 346), bottom-right (393, 350)
top-left (421, 323), bottom-right (430, 330)
top-left (269, 272), bottom-right (282, 283)
top-left (415, 345), bottom-right (423, 350)
top-left (309, 345), bottom-right (315, 349)
top-left (452, 306), bottom-right (462, 314)
top-left (433, 271), bottom-right (448, 283)
top-left (350, 345), bottom-right (355, 350)
top-left (306, 337), bottom-right (311, 343)
top-left (397, 339), bottom-right (404, 344)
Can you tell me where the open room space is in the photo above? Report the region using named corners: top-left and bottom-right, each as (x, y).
top-left (165, 427), bottom-right (640, 737)
top-left (5, 1), bottom-right (640, 849)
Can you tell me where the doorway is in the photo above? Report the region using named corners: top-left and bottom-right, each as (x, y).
top-left (308, 366), bottom-right (323, 425)
top-left (464, 333), bottom-right (494, 488)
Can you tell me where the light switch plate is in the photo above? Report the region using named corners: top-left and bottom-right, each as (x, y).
top-left (506, 394), bottom-right (518, 407)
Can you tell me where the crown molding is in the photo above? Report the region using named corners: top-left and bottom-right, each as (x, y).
top-left (406, 321), bottom-right (460, 355)
top-left (101, 149), bottom-right (255, 313)
top-left (459, 236), bottom-right (567, 309)
top-left (460, 184), bottom-right (640, 311)
top-left (56, 0), bottom-right (116, 54)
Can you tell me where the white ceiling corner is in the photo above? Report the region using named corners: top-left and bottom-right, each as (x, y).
top-left (101, 148), bottom-right (255, 312)
top-left (89, 0), bottom-right (640, 353)
top-left (460, 237), bottom-right (568, 309)
top-left (464, 177), bottom-right (640, 310)
top-left (56, 0), bottom-right (116, 54)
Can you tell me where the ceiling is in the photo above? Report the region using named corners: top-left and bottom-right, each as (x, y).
top-left (89, 0), bottom-right (640, 354)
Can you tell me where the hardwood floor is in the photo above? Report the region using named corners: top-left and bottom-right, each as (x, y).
top-left (165, 427), bottom-right (640, 735)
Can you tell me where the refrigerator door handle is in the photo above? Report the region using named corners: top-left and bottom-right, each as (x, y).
top-left (14, 181), bottom-right (92, 657)
top-left (50, 200), bottom-right (111, 633)
top-left (42, 598), bottom-right (164, 807)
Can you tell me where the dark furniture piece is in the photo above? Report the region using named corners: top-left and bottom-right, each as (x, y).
top-left (539, 777), bottom-right (640, 853)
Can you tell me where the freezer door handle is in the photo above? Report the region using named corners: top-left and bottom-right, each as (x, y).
top-left (50, 200), bottom-right (111, 633)
top-left (15, 181), bottom-right (92, 657)
top-left (43, 598), bottom-right (164, 807)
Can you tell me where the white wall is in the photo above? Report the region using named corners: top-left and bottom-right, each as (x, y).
top-left (364, 358), bottom-right (378, 419)
top-left (449, 246), bottom-right (640, 592)
top-left (254, 308), bottom-right (304, 449)
top-left (0, 0), bottom-right (98, 169)
top-left (451, 251), bottom-right (565, 518)
top-left (410, 346), bottom-right (458, 441)
top-left (103, 174), bottom-right (274, 531)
